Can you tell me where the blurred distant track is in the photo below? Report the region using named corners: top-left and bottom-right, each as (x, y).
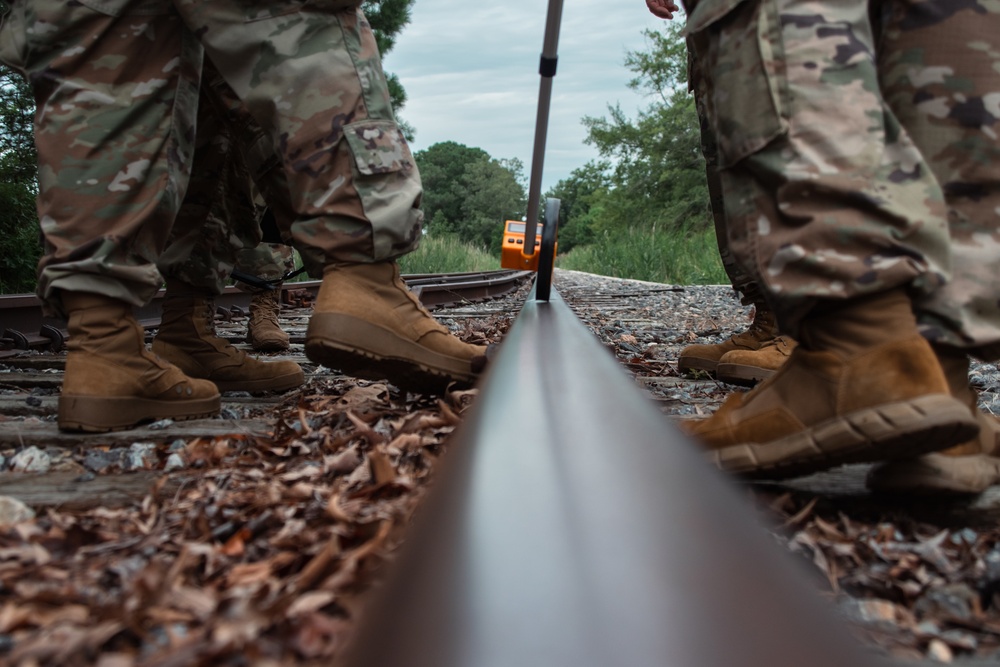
top-left (0, 270), bottom-right (532, 356)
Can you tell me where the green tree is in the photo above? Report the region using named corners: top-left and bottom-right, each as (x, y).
top-left (0, 63), bottom-right (42, 294)
top-left (414, 141), bottom-right (490, 231)
top-left (579, 23), bottom-right (709, 236)
top-left (456, 157), bottom-right (526, 253)
top-left (363, 0), bottom-right (416, 139)
top-left (414, 142), bottom-right (526, 252)
top-left (544, 161), bottom-right (612, 252)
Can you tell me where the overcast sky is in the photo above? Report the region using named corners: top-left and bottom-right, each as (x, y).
top-left (383, 0), bottom-right (672, 194)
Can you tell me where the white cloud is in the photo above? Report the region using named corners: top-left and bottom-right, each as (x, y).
top-left (384, 0), bottom-right (672, 192)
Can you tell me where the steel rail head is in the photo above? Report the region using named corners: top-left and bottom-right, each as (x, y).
top-left (338, 284), bottom-right (882, 667)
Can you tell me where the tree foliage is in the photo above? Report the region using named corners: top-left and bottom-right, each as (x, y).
top-left (363, 0), bottom-right (415, 138)
top-left (0, 64), bottom-right (42, 293)
top-left (547, 23), bottom-right (710, 250)
top-left (543, 161), bottom-right (611, 252)
top-left (415, 142), bottom-right (526, 253)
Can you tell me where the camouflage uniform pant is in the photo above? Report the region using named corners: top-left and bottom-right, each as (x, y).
top-left (157, 59), bottom-right (296, 295)
top-left (0, 0), bottom-right (422, 316)
top-left (684, 0), bottom-right (1000, 358)
top-left (688, 42), bottom-right (765, 308)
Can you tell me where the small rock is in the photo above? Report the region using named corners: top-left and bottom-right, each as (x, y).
top-left (49, 459), bottom-right (87, 474)
top-left (127, 442), bottom-right (158, 470)
top-left (939, 629), bottom-right (977, 651)
top-left (10, 446), bottom-right (51, 473)
top-left (926, 638), bottom-right (953, 663)
top-left (916, 620), bottom-right (942, 637)
top-left (147, 418), bottom-right (175, 431)
top-left (82, 449), bottom-right (125, 474)
top-left (950, 528), bottom-right (977, 545)
top-left (24, 396), bottom-right (42, 407)
top-left (839, 597), bottom-right (900, 625)
top-left (914, 583), bottom-right (978, 621)
top-left (164, 453), bottom-right (185, 472)
top-left (0, 496), bottom-right (35, 525)
top-left (984, 546), bottom-right (1000, 580)
top-left (219, 408), bottom-right (240, 420)
top-left (168, 439), bottom-right (187, 452)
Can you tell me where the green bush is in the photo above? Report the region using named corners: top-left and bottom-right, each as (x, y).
top-left (0, 181), bottom-right (42, 294)
top-left (398, 233), bottom-right (500, 275)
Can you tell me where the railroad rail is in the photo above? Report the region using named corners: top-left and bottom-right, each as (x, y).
top-left (338, 281), bottom-right (886, 667)
top-left (0, 269), bottom-right (531, 357)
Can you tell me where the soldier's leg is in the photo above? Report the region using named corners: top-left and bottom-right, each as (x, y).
top-left (679, 52), bottom-right (795, 383)
top-left (238, 243), bottom-right (296, 352)
top-left (153, 63), bottom-right (303, 392)
top-left (865, 0), bottom-right (1000, 494)
top-left (679, 0), bottom-right (976, 478)
top-left (157, 67), bottom-right (257, 297)
top-left (174, 1), bottom-right (487, 392)
top-left (0, 0), bottom-right (201, 313)
top-left (0, 0), bottom-right (220, 431)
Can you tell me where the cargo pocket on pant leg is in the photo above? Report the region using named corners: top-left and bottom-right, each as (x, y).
top-left (343, 119), bottom-right (423, 258)
top-left (686, 0), bottom-right (788, 168)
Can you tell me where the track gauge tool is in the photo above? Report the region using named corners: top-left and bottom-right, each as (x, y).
top-left (499, 0), bottom-right (563, 302)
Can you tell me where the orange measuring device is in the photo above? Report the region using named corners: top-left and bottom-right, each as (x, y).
top-left (501, 220), bottom-right (558, 271)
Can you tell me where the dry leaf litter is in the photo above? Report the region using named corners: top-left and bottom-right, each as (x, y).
top-left (1, 269), bottom-right (1000, 665)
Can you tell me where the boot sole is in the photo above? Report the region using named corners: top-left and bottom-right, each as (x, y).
top-left (678, 356), bottom-right (719, 376)
top-left (709, 393), bottom-right (980, 480)
top-left (247, 334), bottom-right (291, 353)
top-left (250, 341), bottom-right (291, 353)
top-left (305, 313), bottom-right (476, 393)
top-left (716, 362), bottom-right (776, 386)
top-left (58, 393), bottom-right (221, 433)
top-left (212, 367), bottom-right (305, 393)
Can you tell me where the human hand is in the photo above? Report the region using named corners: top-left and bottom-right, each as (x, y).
top-left (646, 0), bottom-right (680, 19)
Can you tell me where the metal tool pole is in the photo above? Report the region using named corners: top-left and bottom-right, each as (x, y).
top-left (522, 0), bottom-right (564, 259)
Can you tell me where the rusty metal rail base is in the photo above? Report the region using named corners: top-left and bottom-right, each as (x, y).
top-left (339, 284), bottom-right (884, 667)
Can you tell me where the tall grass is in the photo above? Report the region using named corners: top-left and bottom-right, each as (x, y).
top-left (557, 226), bottom-right (727, 285)
top-left (349, 226), bottom-right (728, 286)
top-left (398, 234), bottom-right (501, 274)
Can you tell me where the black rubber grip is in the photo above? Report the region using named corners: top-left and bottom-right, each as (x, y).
top-left (539, 55), bottom-right (558, 78)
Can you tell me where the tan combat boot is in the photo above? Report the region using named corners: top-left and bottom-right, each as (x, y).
top-left (59, 292), bottom-right (220, 432)
top-left (305, 261), bottom-right (488, 392)
top-left (152, 284), bottom-right (304, 393)
top-left (247, 288), bottom-right (290, 352)
top-left (681, 289), bottom-right (978, 480)
top-left (866, 346), bottom-right (1000, 494)
top-left (716, 336), bottom-right (796, 386)
top-left (678, 304), bottom-right (779, 376)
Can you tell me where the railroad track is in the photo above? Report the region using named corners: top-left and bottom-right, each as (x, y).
top-left (3, 269), bottom-right (1000, 665)
top-left (0, 269), bottom-right (532, 451)
top-left (0, 269), bottom-right (532, 356)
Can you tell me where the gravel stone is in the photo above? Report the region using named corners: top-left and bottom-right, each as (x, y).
top-left (164, 453), bottom-right (186, 472)
top-left (0, 496), bottom-right (35, 525)
top-left (127, 442), bottom-right (159, 470)
top-left (10, 446), bottom-right (51, 473)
